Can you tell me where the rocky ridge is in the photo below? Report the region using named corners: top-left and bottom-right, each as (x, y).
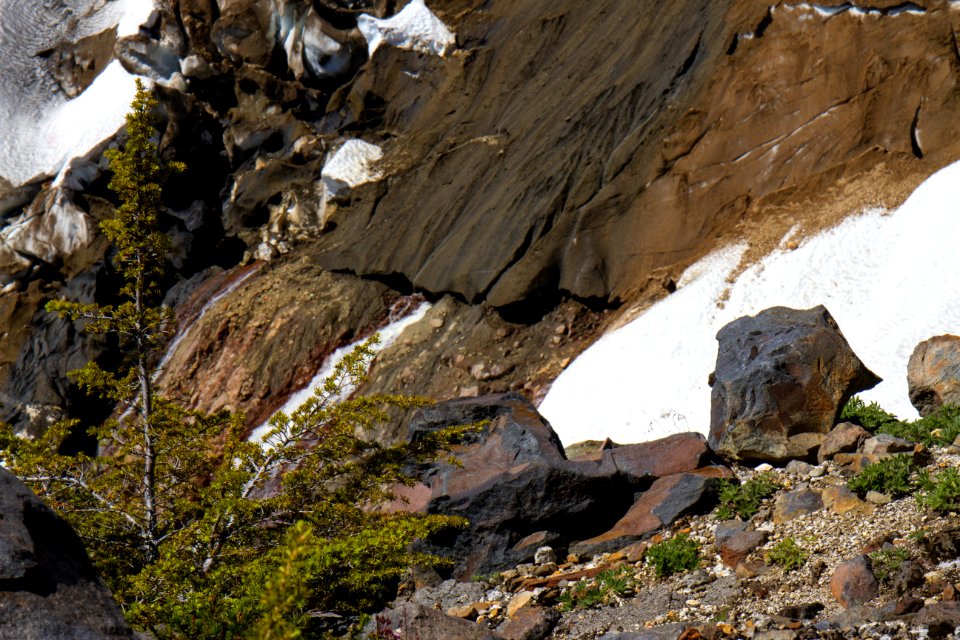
top-left (2, 0), bottom-right (960, 437)
top-left (361, 318), bottom-right (960, 640)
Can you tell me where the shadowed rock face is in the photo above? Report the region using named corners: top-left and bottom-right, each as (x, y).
top-left (404, 394), bottom-right (724, 577)
top-left (709, 305), bottom-right (880, 463)
top-left (0, 468), bottom-right (131, 639)
top-left (312, 0), bottom-right (960, 306)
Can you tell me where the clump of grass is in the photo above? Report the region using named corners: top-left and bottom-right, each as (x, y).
top-left (869, 546), bottom-right (911, 583)
top-left (645, 534), bottom-right (701, 579)
top-left (847, 454), bottom-right (917, 499)
top-left (558, 566), bottom-right (634, 611)
top-left (915, 467), bottom-right (960, 513)
top-left (840, 396), bottom-right (900, 432)
top-left (715, 472), bottom-right (781, 520)
top-left (765, 537), bottom-right (807, 572)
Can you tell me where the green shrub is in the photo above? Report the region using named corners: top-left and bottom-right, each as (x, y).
top-left (869, 546), bottom-right (911, 584)
top-left (842, 397), bottom-right (960, 447)
top-left (880, 404), bottom-right (960, 448)
top-left (840, 396), bottom-right (900, 431)
top-left (558, 566), bottom-right (634, 611)
top-left (714, 472), bottom-right (781, 520)
top-left (847, 454), bottom-right (916, 498)
top-left (765, 537), bottom-right (807, 572)
top-left (646, 534), bottom-right (701, 578)
top-left (915, 467), bottom-right (960, 512)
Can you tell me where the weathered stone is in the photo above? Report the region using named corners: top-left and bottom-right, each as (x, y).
top-left (0, 468), bottom-right (132, 638)
top-left (370, 603), bottom-right (502, 640)
top-left (830, 556), bottom-right (879, 608)
top-left (571, 470), bottom-right (724, 556)
top-left (506, 591), bottom-right (535, 618)
top-left (922, 526), bottom-right (960, 561)
top-left (865, 490), bottom-right (891, 505)
top-left (892, 560), bottom-right (925, 596)
top-left (534, 546), bottom-right (557, 565)
top-left (908, 335), bottom-right (960, 417)
top-left (914, 601), bottom-right (960, 639)
top-left (818, 423), bottom-right (870, 462)
top-left (605, 432), bottom-right (715, 481)
top-left (718, 530), bottom-right (768, 568)
top-left (821, 485), bottom-right (873, 516)
top-left (409, 397), bottom-right (723, 576)
top-left (598, 625), bottom-right (688, 640)
top-left (891, 594), bottom-right (924, 616)
top-left (773, 488), bottom-right (824, 524)
top-left (833, 453), bottom-right (879, 474)
top-left (784, 460), bottom-right (814, 476)
top-left (501, 605), bottom-right (559, 640)
top-left (861, 434), bottom-right (914, 456)
top-left (709, 306), bottom-right (880, 463)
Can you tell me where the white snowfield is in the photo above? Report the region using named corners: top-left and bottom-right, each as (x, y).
top-left (541, 160), bottom-right (960, 447)
top-left (357, 0), bottom-right (455, 58)
top-left (0, 0), bottom-right (155, 187)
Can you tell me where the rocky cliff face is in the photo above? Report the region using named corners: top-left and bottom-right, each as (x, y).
top-left (1, 0), bottom-right (959, 435)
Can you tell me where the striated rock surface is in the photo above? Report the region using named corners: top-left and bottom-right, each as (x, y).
top-left (3, 0), bottom-right (960, 436)
top-left (907, 334), bottom-right (960, 416)
top-left (709, 306), bottom-right (880, 463)
top-left (0, 467), bottom-right (131, 639)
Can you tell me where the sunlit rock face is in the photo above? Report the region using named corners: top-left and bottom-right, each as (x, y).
top-left (4, 0), bottom-right (960, 445)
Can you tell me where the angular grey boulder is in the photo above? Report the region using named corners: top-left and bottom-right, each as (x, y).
top-left (709, 306), bottom-right (880, 463)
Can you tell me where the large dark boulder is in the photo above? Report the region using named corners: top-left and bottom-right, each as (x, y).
top-left (709, 306), bottom-right (880, 463)
top-left (407, 394), bottom-right (725, 577)
top-left (907, 335), bottom-right (960, 417)
top-left (0, 467), bottom-right (131, 639)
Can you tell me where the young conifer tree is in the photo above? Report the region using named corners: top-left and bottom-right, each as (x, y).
top-left (0, 81), bottom-right (468, 638)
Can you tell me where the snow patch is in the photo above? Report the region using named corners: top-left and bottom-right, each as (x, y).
top-left (321, 139), bottom-right (384, 199)
top-left (357, 0), bottom-right (455, 58)
top-left (250, 301), bottom-right (433, 442)
top-left (541, 160), bottom-right (960, 447)
top-left (784, 2), bottom-right (925, 17)
top-left (0, 0), bottom-right (155, 186)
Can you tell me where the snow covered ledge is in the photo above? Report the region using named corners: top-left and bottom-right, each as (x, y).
top-left (357, 0), bottom-right (456, 58)
top-left (541, 159), bottom-right (960, 447)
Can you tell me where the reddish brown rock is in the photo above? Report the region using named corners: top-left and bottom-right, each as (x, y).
top-left (501, 606), bottom-right (559, 640)
top-left (709, 306), bottom-right (880, 463)
top-left (718, 530), bottom-right (768, 569)
top-left (606, 432), bottom-right (714, 480)
top-left (818, 423), bottom-right (870, 463)
top-left (570, 469), bottom-right (727, 556)
top-left (831, 556), bottom-right (879, 608)
top-left (908, 335), bottom-right (960, 417)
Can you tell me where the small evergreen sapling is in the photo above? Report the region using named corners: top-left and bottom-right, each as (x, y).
top-left (0, 81), bottom-right (468, 638)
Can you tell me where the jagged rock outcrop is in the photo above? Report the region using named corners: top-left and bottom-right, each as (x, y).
top-left (3, 0), bottom-right (960, 444)
top-left (403, 394), bottom-right (726, 577)
top-left (709, 305), bottom-right (880, 463)
top-left (0, 467), bottom-right (131, 639)
top-left (907, 334), bottom-right (960, 416)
